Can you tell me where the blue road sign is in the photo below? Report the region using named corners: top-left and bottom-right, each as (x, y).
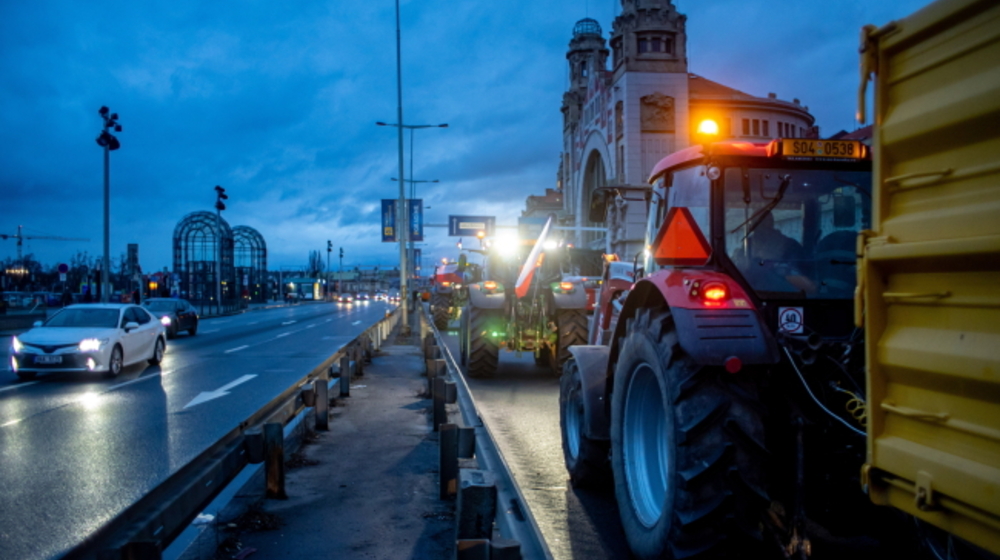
top-left (410, 199), bottom-right (423, 242)
top-left (381, 199), bottom-right (396, 242)
top-left (448, 215), bottom-right (495, 237)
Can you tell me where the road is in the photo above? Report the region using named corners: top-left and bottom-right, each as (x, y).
top-left (437, 327), bottom-right (632, 560)
top-left (0, 300), bottom-right (394, 560)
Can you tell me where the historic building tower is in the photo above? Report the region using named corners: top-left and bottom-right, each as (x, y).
top-left (552, 0), bottom-right (816, 255)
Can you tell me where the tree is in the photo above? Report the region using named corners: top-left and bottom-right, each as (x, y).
top-left (307, 250), bottom-right (325, 277)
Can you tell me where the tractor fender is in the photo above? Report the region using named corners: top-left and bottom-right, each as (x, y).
top-left (551, 286), bottom-right (588, 310)
top-left (567, 345), bottom-right (611, 441)
top-left (467, 283), bottom-right (506, 309)
top-left (610, 271), bottom-right (779, 369)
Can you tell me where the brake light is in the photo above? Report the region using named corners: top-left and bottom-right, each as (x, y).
top-left (559, 281), bottom-right (574, 292)
top-left (440, 281), bottom-right (451, 288)
top-left (484, 281), bottom-right (497, 291)
top-left (702, 282), bottom-right (728, 302)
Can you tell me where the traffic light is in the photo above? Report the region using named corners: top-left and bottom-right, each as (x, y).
top-left (214, 185), bottom-right (228, 211)
top-left (339, 247), bottom-right (344, 258)
top-left (327, 240), bottom-right (332, 253)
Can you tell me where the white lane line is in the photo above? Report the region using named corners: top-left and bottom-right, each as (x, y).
top-left (305, 324), bottom-right (316, 329)
top-left (248, 321), bottom-right (259, 325)
top-left (224, 345), bottom-right (249, 354)
top-left (325, 319), bottom-right (332, 323)
top-left (281, 321), bottom-right (296, 326)
top-left (0, 381), bottom-right (39, 393)
top-left (276, 333), bottom-right (290, 338)
top-left (201, 329), bottom-right (220, 334)
top-left (352, 320), bottom-right (361, 325)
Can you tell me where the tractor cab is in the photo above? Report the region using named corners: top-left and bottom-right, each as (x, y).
top-left (645, 135), bottom-right (871, 340)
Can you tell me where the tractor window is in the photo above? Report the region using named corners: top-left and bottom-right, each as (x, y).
top-left (723, 167), bottom-right (870, 299)
top-left (668, 166), bottom-right (710, 236)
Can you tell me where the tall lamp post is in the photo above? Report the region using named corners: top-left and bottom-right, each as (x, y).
top-left (214, 186), bottom-right (228, 315)
top-left (326, 240), bottom-right (332, 300)
top-left (96, 106), bottom-right (122, 303)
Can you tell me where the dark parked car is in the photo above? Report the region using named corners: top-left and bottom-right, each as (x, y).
top-left (142, 298), bottom-right (199, 339)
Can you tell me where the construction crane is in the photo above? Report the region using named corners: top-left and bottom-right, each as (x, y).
top-left (1, 225), bottom-right (90, 263)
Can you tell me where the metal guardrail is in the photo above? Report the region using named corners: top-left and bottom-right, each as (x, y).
top-left (64, 309), bottom-right (401, 559)
top-left (419, 307), bottom-right (553, 560)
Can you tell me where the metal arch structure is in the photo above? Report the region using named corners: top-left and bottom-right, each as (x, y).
top-left (172, 211), bottom-right (237, 313)
top-left (233, 225), bottom-right (267, 303)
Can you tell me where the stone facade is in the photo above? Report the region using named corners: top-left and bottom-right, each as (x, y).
top-left (549, 0), bottom-right (818, 258)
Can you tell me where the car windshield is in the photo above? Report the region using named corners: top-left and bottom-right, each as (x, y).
top-left (144, 301), bottom-right (176, 311)
top-left (44, 308), bottom-right (120, 328)
top-left (724, 167), bottom-right (870, 299)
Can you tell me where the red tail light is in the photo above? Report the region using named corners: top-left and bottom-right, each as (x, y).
top-left (702, 282), bottom-right (728, 302)
top-left (484, 281), bottom-right (497, 291)
top-left (559, 281), bottom-right (574, 292)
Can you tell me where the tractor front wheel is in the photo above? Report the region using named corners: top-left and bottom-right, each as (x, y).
top-left (552, 309), bottom-right (588, 373)
top-left (466, 307), bottom-right (500, 378)
top-left (431, 293), bottom-right (451, 330)
top-left (611, 308), bottom-right (768, 559)
top-left (559, 357), bottom-right (610, 488)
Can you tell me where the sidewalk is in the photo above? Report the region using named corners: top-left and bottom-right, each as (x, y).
top-left (180, 334), bottom-right (457, 560)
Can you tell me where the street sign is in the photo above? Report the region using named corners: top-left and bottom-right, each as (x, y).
top-left (448, 215), bottom-right (495, 237)
top-left (57, 263), bottom-right (69, 274)
top-left (381, 199), bottom-right (397, 242)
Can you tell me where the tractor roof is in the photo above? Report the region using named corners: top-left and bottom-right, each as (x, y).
top-left (648, 141), bottom-right (769, 184)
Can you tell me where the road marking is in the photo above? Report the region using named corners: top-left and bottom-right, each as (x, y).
top-left (201, 329), bottom-right (220, 334)
top-left (248, 321), bottom-right (259, 325)
top-left (224, 345), bottom-right (249, 354)
top-left (325, 319), bottom-right (332, 323)
top-left (0, 381), bottom-right (39, 393)
top-left (305, 324), bottom-right (316, 329)
top-left (183, 374), bottom-right (257, 409)
top-left (281, 321), bottom-right (296, 326)
top-left (276, 333), bottom-right (290, 338)
top-left (352, 320), bottom-right (361, 325)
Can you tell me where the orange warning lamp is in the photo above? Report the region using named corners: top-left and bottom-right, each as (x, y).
top-left (696, 119), bottom-right (720, 136)
top-left (651, 207), bottom-right (712, 266)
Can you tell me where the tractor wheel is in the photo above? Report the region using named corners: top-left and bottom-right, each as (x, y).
top-left (466, 307), bottom-right (500, 378)
top-left (559, 358), bottom-right (610, 488)
top-left (553, 309), bottom-right (588, 373)
top-left (431, 293), bottom-right (451, 331)
top-left (611, 308), bottom-right (768, 560)
top-left (458, 308), bottom-right (469, 367)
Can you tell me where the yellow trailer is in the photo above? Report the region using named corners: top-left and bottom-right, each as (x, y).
top-left (858, 0), bottom-right (1000, 553)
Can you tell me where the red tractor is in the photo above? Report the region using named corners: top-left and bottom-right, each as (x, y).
top-left (558, 135), bottom-right (903, 559)
top-left (429, 259), bottom-right (473, 330)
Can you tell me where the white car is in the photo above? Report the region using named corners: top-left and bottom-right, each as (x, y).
top-left (10, 303), bottom-right (167, 380)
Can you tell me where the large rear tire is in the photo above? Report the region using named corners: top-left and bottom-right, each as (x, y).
top-left (466, 307), bottom-right (500, 378)
top-left (458, 309), bottom-right (469, 367)
top-left (431, 293), bottom-right (451, 331)
top-left (553, 309), bottom-right (588, 373)
top-left (611, 308), bottom-right (768, 559)
top-left (559, 358), bottom-right (610, 488)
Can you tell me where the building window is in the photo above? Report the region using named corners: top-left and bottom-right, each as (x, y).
top-left (581, 61), bottom-right (588, 78)
top-left (762, 120), bottom-right (769, 137)
top-left (742, 118), bottom-right (750, 135)
top-left (752, 119), bottom-right (760, 136)
top-left (637, 33), bottom-right (674, 54)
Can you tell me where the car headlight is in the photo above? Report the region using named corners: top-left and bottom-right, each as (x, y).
top-left (79, 338), bottom-right (108, 352)
top-left (160, 316), bottom-right (172, 326)
top-left (11, 336), bottom-right (23, 353)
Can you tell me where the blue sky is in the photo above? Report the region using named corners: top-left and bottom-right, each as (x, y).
top-left (0, 0), bottom-right (932, 274)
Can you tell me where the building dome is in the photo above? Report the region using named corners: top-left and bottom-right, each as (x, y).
top-left (573, 18), bottom-right (602, 38)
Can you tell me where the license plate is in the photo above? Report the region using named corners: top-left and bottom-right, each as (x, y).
top-left (35, 355), bottom-right (63, 364)
top-left (782, 139), bottom-right (863, 159)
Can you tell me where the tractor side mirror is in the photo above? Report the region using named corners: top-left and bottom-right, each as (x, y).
top-left (589, 190), bottom-right (607, 223)
top-left (833, 195), bottom-right (857, 228)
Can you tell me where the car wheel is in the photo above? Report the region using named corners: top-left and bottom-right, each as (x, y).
top-left (167, 325), bottom-right (177, 340)
top-left (107, 345), bottom-right (124, 378)
top-left (188, 323), bottom-right (197, 336)
top-left (148, 337), bottom-right (165, 365)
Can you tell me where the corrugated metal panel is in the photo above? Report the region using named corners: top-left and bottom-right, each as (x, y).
top-left (861, 0), bottom-right (1000, 553)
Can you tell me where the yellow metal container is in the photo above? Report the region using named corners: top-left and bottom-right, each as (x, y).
top-left (858, 0), bottom-right (1000, 553)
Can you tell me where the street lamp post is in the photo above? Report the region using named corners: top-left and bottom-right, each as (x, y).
top-left (326, 240), bottom-right (332, 300)
top-left (214, 186), bottom-right (228, 315)
top-left (96, 106), bottom-right (121, 303)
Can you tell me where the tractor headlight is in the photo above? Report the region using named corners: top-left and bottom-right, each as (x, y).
top-left (79, 338), bottom-right (108, 352)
